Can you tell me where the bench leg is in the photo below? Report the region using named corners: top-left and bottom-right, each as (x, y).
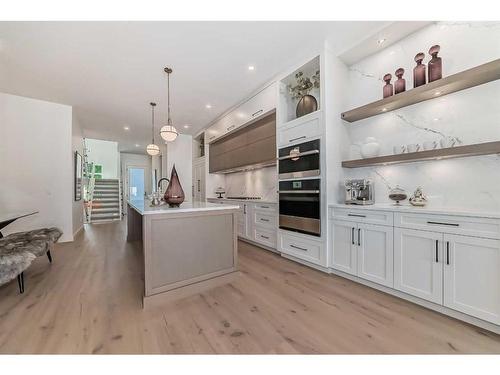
top-left (46, 250), bottom-right (52, 263)
top-left (17, 272), bottom-right (24, 294)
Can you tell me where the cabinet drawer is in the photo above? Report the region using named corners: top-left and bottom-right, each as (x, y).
top-left (394, 212), bottom-right (500, 239)
top-left (279, 231), bottom-right (323, 264)
top-left (254, 226), bottom-right (277, 248)
top-left (253, 203), bottom-right (277, 213)
top-left (331, 207), bottom-right (393, 226)
top-left (254, 211), bottom-right (277, 228)
top-left (277, 113), bottom-right (322, 146)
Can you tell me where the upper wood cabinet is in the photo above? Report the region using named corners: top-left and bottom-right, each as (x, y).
top-left (206, 82), bottom-right (276, 144)
top-left (209, 113), bottom-right (276, 173)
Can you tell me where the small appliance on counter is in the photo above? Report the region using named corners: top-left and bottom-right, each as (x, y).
top-left (215, 187), bottom-right (225, 199)
top-left (344, 179), bottom-right (374, 205)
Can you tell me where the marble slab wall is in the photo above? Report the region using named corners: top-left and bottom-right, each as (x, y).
top-left (224, 166), bottom-right (278, 202)
top-left (342, 21), bottom-right (500, 211)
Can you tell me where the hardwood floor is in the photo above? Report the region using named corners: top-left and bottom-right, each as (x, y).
top-left (1, 220), bottom-right (499, 354)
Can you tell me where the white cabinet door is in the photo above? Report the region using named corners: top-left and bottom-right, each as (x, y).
top-left (331, 220), bottom-right (357, 275)
top-left (444, 234), bottom-right (500, 324)
top-left (394, 228), bottom-right (443, 304)
top-left (206, 117), bottom-right (226, 143)
top-left (240, 82), bottom-right (276, 123)
top-left (357, 223), bottom-right (394, 287)
top-left (237, 203), bottom-right (251, 239)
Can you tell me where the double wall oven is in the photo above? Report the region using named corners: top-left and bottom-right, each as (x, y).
top-left (278, 139), bottom-right (321, 237)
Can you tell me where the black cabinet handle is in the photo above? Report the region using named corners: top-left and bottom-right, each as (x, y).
top-left (243, 204), bottom-right (246, 215)
top-left (260, 235), bottom-right (269, 240)
top-left (348, 213), bottom-right (366, 218)
top-left (252, 109), bottom-right (263, 117)
top-left (290, 244), bottom-right (307, 251)
top-left (427, 221), bottom-right (459, 227)
top-left (260, 218), bottom-right (270, 222)
top-left (351, 227), bottom-right (355, 245)
top-left (446, 241), bottom-right (450, 265)
top-left (435, 240), bottom-right (439, 263)
top-left (357, 228), bottom-right (361, 246)
top-left (289, 136), bottom-right (306, 143)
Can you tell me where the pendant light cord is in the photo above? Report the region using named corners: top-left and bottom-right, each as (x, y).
top-left (151, 102), bottom-right (156, 143)
top-left (167, 71), bottom-right (172, 125)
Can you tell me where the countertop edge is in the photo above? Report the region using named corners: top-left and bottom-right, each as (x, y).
top-left (127, 200), bottom-right (240, 216)
top-left (207, 198), bottom-right (278, 205)
top-left (329, 203), bottom-right (500, 219)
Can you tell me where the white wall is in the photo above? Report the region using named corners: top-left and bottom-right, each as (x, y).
top-left (120, 152), bottom-right (152, 201)
top-left (339, 22), bottom-right (500, 211)
top-left (72, 113), bottom-right (84, 236)
top-left (0, 92), bottom-right (74, 242)
top-left (164, 134), bottom-right (193, 202)
top-left (85, 138), bottom-right (119, 179)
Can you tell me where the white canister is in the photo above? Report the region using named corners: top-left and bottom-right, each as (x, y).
top-left (407, 143), bottom-right (421, 153)
top-left (393, 145), bottom-right (406, 154)
top-left (422, 140), bottom-right (438, 151)
top-left (360, 137), bottom-right (380, 158)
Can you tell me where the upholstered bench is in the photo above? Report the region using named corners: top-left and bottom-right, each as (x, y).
top-left (0, 227), bottom-right (62, 293)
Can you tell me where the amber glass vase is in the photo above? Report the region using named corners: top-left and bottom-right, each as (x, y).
top-left (428, 45), bottom-right (442, 82)
top-left (394, 68), bottom-right (406, 94)
top-left (413, 52), bottom-right (426, 87)
top-left (383, 73), bottom-right (393, 98)
top-left (164, 164), bottom-right (185, 207)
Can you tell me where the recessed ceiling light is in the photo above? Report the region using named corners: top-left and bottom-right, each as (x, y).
top-left (433, 118), bottom-right (440, 121)
top-left (183, 125), bottom-right (190, 129)
top-left (377, 38), bottom-right (386, 45)
top-left (248, 65), bottom-right (255, 71)
top-left (382, 108), bottom-right (387, 112)
top-left (123, 126), bottom-right (130, 130)
top-left (434, 91), bottom-right (441, 96)
top-left (205, 104), bottom-right (212, 109)
top-left (135, 144), bottom-right (140, 147)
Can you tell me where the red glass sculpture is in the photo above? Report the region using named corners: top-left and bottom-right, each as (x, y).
top-left (164, 164), bottom-right (185, 207)
top-left (428, 45), bottom-right (442, 82)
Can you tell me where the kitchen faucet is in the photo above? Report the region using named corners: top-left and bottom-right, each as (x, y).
top-left (157, 177), bottom-right (170, 192)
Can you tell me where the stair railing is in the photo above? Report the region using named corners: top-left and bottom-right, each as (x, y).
top-left (86, 165), bottom-right (96, 223)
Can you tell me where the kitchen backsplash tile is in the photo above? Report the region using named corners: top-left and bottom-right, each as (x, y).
top-left (224, 166), bottom-right (278, 202)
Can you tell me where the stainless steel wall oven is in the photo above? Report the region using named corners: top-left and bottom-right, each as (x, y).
top-left (278, 139), bottom-right (320, 180)
top-left (278, 178), bottom-right (321, 237)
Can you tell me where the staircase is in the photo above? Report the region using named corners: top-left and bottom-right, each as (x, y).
top-left (89, 179), bottom-right (122, 223)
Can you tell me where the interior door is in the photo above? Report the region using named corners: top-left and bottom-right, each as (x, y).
top-left (444, 234), bottom-right (500, 324)
top-left (127, 167), bottom-right (145, 200)
top-left (357, 223), bottom-right (394, 287)
top-left (331, 220), bottom-right (357, 275)
top-left (394, 228), bottom-right (443, 304)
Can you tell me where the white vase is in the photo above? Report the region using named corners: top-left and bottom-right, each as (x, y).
top-left (360, 137), bottom-right (380, 158)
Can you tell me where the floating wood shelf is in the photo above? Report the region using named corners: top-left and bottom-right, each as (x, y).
top-left (341, 59), bottom-right (500, 123)
top-left (341, 141), bottom-right (500, 168)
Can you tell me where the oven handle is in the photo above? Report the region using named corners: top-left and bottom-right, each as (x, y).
top-left (278, 190), bottom-right (320, 194)
top-left (277, 149), bottom-right (320, 161)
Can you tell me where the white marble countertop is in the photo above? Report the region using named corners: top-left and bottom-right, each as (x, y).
top-left (128, 199), bottom-right (240, 216)
top-left (207, 197), bottom-right (278, 205)
top-left (330, 203), bottom-right (500, 219)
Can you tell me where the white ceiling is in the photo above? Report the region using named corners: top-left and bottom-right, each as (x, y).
top-left (0, 21), bottom-right (390, 153)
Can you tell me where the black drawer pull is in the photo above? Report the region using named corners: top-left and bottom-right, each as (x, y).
top-left (290, 244), bottom-right (307, 251)
top-left (348, 214), bottom-right (366, 218)
top-left (260, 235), bottom-right (269, 239)
top-left (259, 206), bottom-right (270, 209)
top-left (435, 240), bottom-right (439, 263)
top-left (260, 218), bottom-right (270, 222)
top-left (351, 227), bottom-right (355, 245)
top-left (446, 241), bottom-right (450, 265)
top-left (289, 136), bottom-right (306, 143)
top-left (252, 109), bottom-right (263, 117)
top-left (427, 221), bottom-right (459, 227)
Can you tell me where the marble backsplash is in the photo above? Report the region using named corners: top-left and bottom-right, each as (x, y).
top-left (342, 21), bottom-right (500, 211)
top-left (223, 166), bottom-right (278, 202)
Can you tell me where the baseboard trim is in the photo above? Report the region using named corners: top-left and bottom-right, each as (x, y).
top-left (238, 237), bottom-right (279, 254)
top-left (143, 271), bottom-right (241, 309)
top-left (72, 225), bottom-right (84, 239)
top-left (329, 268), bottom-right (500, 335)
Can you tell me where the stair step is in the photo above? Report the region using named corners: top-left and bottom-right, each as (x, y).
top-left (91, 212), bottom-right (121, 220)
top-left (91, 202), bottom-right (119, 207)
top-left (93, 198), bottom-right (120, 203)
top-left (92, 207), bottom-right (120, 213)
top-left (94, 193), bottom-right (119, 197)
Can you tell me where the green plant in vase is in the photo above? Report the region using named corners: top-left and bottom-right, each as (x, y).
top-left (288, 70), bottom-right (320, 118)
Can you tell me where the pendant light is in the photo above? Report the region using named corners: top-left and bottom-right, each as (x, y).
top-left (146, 102), bottom-right (160, 156)
top-left (160, 67), bottom-right (179, 142)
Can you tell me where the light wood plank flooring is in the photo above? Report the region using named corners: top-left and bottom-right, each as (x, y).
top-left (1, 220), bottom-right (499, 354)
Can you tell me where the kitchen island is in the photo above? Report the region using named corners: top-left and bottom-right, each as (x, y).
top-left (127, 199), bottom-right (240, 307)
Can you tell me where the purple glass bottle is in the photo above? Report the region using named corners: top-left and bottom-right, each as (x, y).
top-left (413, 52), bottom-right (426, 88)
top-left (428, 45), bottom-right (442, 82)
top-left (394, 68), bottom-right (406, 94)
top-left (383, 73), bottom-right (393, 98)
